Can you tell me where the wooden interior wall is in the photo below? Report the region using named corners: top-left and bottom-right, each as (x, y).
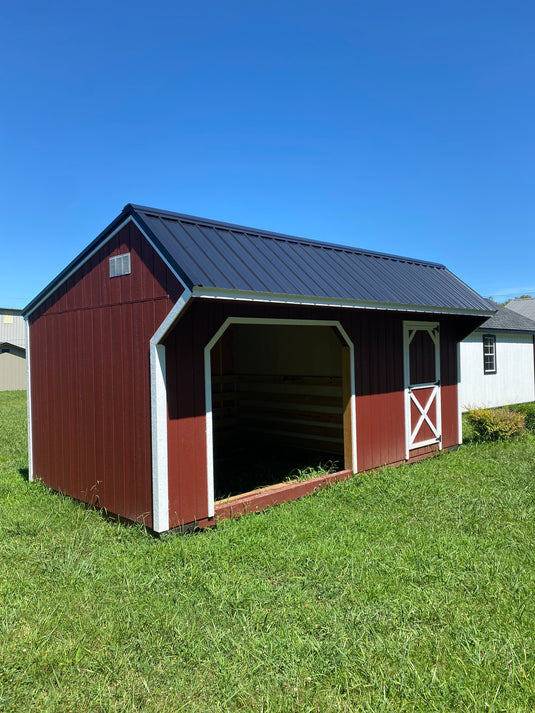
top-left (211, 324), bottom-right (344, 459)
top-left (212, 374), bottom-right (344, 455)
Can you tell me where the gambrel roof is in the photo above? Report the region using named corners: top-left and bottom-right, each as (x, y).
top-left (24, 203), bottom-right (495, 317)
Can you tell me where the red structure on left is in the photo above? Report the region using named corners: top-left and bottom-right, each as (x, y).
top-left (24, 204), bottom-right (494, 533)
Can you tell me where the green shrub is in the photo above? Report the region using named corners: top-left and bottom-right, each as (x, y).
top-left (461, 412), bottom-right (476, 442)
top-left (466, 407), bottom-right (526, 442)
top-left (508, 402), bottom-right (535, 434)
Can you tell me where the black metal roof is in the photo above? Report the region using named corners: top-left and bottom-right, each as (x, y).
top-left (129, 204), bottom-right (493, 313)
top-left (476, 303), bottom-right (535, 334)
top-left (23, 203), bottom-right (495, 317)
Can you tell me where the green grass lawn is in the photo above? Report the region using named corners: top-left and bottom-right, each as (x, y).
top-left (1, 390), bottom-right (534, 712)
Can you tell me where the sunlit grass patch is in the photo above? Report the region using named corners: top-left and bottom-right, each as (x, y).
top-left (1, 391), bottom-right (534, 712)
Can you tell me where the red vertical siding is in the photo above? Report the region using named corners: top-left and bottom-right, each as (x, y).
top-left (29, 221), bottom-right (183, 526)
top-left (350, 310), bottom-right (406, 472)
top-left (30, 227), bottom-right (475, 529)
top-left (440, 319), bottom-right (462, 449)
top-left (165, 305), bottom-right (212, 528)
top-left (164, 303), bottom-right (471, 527)
top-left (409, 329), bottom-right (437, 385)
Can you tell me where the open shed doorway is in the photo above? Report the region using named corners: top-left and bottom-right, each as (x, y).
top-left (208, 320), bottom-right (354, 502)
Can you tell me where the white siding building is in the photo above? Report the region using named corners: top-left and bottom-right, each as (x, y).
top-left (0, 308), bottom-right (26, 391)
top-left (459, 305), bottom-right (535, 411)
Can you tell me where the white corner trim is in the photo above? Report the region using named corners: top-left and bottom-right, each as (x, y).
top-left (151, 289), bottom-right (193, 345)
top-left (204, 346), bottom-right (215, 516)
top-left (150, 343), bottom-right (168, 532)
top-left (204, 317), bottom-right (358, 518)
top-left (25, 319), bottom-right (34, 482)
top-left (149, 290), bottom-right (192, 533)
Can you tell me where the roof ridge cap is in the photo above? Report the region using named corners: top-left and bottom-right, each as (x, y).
top-left (127, 204), bottom-right (446, 269)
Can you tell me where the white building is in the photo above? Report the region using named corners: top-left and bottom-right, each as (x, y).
top-left (459, 304), bottom-right (535, 411)
top-left (0, 308), bottom-right (26, 391)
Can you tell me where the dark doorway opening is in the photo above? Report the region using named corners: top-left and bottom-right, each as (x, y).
top-left (210, 323), bottom-right (352, 500)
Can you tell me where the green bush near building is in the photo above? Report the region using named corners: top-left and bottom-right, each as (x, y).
top-left (465, 407), bottom-right (526, 442)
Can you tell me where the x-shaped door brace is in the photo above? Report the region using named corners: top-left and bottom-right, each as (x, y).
top-left (410, 384), bottom-right (440, 444)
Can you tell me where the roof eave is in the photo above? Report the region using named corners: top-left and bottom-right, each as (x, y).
top-left (0, 341), bottom-right (26, 350)
top-left (475, 327), bottom-right (535, 335)
top-left (191, 286), bottom-right (496, 317)
top-left (22, 207), bottom-right (133, 317)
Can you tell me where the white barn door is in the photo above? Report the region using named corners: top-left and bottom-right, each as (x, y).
top-left (403, 322), bottom-right (442, 460)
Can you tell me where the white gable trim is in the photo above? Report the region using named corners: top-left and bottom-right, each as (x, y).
top-left (24, 216), bottom-right (189, 318)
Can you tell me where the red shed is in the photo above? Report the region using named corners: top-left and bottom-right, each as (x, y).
top-left (23, 205), bottom-right (494, 532)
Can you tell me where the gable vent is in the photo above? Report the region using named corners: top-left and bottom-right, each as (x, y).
top-left (109, 253), bottom-right (131, 278)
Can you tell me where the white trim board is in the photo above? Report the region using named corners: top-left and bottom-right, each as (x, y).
top-left (193, 287), bottom-right (494, 318)
top-left (403, 321), bottom-right (442, 460)
top-left (149, 290), bottom-right (192, 533)
top-left (204, 317), bottom-right (358, 519)
top-left (25, 319), bottom-right (34, 482)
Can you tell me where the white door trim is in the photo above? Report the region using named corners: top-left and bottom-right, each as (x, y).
top-left (403, 321), bottom-right (442, 460)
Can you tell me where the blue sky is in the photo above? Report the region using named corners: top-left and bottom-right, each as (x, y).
top-left (1, 0), bottom-right (534, 309)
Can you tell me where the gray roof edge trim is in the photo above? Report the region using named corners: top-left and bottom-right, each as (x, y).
top-left (0, 341), bottom-right (26, 350)
top-left (475, 327), bottom-right (535, 335)
top-left (191, 286), bottom-right (496, 317)
top-left (22, 210), bottom-right (190, 318)
top-left (126, 203), bottom-right (447, 268)
top-left (441, 270), bottom-right (496, 312)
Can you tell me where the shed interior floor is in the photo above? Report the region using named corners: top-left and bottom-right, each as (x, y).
top-left (213, 442), bottom-right (343, 501)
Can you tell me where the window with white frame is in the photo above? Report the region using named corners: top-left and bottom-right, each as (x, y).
top-left (483, 334), bottom-right (496, 374)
